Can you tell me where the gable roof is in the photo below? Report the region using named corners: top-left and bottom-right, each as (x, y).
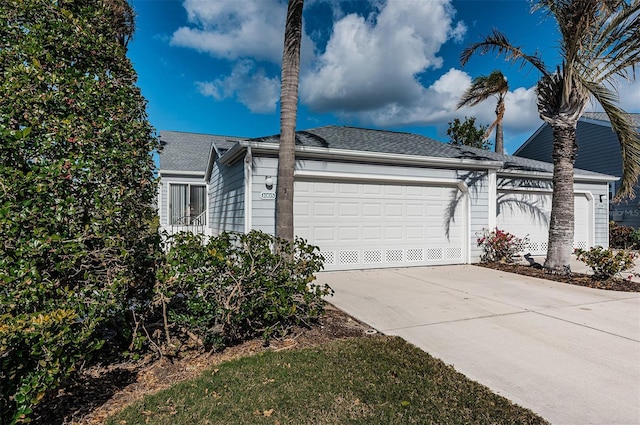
top-left (248, 126), bottom-right (608, 178)
top-left (158, 126), bottom-right (613, 181)
top-left (159, 130), bottom-right (244, 173)
top-left (582, 112), bottom-right (640, 127)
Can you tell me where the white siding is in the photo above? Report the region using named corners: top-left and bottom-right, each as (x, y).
top-left (209, 159), bottom-right (245, 234)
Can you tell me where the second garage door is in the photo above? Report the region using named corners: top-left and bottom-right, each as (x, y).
top-left (496, 191), bottom-right (592, 255)
top-left (294, 179), bottom-right (467, 271)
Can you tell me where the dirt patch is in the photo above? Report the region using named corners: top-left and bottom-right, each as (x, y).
top-left (478, 262), bottom-right (640, 292)
top-left (33, 304), bottom-right (376, 425)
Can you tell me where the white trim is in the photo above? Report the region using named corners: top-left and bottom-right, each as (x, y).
top-left (244, 147), bottom-right (253, 233)
top-left (294, 170), bottom-right (469, 194)
top-left (294, 169), bottom-right (471, 264)
top-left (488, 169), bottom-right (497, 230)
top-left (498, 169), bottom-right (616, 182)
top-left (160, 169), bottom-right (206, 178)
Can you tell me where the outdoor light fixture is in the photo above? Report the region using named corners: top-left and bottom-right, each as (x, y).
top-left (265, 176), bottom-right (274, 190)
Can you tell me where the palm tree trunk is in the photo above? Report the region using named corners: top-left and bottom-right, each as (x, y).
top-left (275, 0), bottom-right (303, 243)
top-left (495, 120), bottom-right (504, 154)
top-left (494, 100), bottom-right (505, 154)
top-left (544, 124), bottom-right (577, 273)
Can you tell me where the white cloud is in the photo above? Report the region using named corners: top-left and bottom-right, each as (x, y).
top-left (170, 0), bottom-right (316, 66)
top-left (196, 60), bottom-right (280, 114)
top-left (301, 0), bottom-right (466, 113)
top-left (171, 0), bottom-right (287, 63)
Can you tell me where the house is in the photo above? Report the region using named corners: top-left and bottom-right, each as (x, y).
top-left (158, 126), bottom-right (613, 271)
top-left (515, 112), bottom-right (640, 227)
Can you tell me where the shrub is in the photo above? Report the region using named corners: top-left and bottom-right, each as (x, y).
top-left (574, 246), bottom-right (637, 281)
top-left (1, 1), bottom-right (160, 422)
top-left (477, 228), bottom-right (528, 263)
top-left (609, 222), bottom-right (638, 249)
top-left (153, 231), bottom-right (332, 352)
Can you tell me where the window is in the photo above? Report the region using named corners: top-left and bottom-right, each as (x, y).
top-left (169, 184), bottom-right (206, 225)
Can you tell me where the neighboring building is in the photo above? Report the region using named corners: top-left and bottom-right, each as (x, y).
top-left (158, 126), bottom-right (613, 271)
top-left (515, 112), bottom-right (640, 227)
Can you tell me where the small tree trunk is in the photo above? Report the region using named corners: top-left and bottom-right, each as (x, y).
top-left (275, 0), bottom-right (303, 243)
top-left (495, 120), bottom-right (504, 154)
top-left (494, 99), bottom-right (505, 154)
top-left (544, 124), bottom-right (577, 273)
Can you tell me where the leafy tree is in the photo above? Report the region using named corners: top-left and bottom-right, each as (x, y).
top-left (461, 0), bottom-right (640, 272)
top-left (447, 117), bottom-right (491, 150)
top-left (457, 70), bottom-right (509, 154)
top-left (0, 0), bottom-right (159, 421)
top-left (276, 0), bottom-right (304, 243)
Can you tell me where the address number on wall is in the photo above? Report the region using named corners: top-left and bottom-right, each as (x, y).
top-left (260, 192), bottom-right (276, 200)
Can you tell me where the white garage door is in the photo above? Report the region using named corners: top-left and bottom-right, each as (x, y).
top-left (294, 180), bottom-right (467, 271)
top-left (496, 191), bottom-right (591, 255)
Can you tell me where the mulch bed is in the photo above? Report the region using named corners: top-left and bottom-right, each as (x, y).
top-left (478, 262), bottom-right (640, 292)
top-left (32, 305), bottom-right (376, 425)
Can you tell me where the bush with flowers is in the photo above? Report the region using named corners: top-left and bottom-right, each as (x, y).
top-left (574, 246), bottom-right (637, 281)
top-left (477, 228), bottom-right (528, 263)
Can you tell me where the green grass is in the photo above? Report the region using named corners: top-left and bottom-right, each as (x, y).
top-left (107, 336), bottom-right (548, 425)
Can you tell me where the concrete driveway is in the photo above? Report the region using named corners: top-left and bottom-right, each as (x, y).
top-left (316, 265), bottom-right (640, 425)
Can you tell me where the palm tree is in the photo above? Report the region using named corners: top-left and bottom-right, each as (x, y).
top-left (457, 70), bottom-right (509, 154)
top-left (461, 0), bottom-right (640, 272)
top-left (276, 0), bottom-right (304, 243)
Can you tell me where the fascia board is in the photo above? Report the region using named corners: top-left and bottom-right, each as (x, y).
top-left (498, 169), bottom-right (618, 182)
top-left (159, 169), bottom-right (205, 178)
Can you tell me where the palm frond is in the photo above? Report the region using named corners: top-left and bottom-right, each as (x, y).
top-left (457, 70), bottom-right (508, 109)
top-left (460, 29), bottom-right (548, 75)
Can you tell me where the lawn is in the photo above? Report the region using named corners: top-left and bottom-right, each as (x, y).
top-left (106, 336), bottom-right (548, 425)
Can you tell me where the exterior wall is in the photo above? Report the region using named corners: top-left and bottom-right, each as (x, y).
top-left (574, 181), bottom-right (609, 247)
top-left (250, 156), bottom-right (278, 235)
top-left (158, 172), bottom-right (206, 233)
top-left (463, 171), bottom-right (490, 263)
top-left (249, 155), bottom-right (491, 263)
top-left (209, 159), bottom-right (245, 234)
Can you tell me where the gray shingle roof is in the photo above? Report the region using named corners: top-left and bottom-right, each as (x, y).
top-left (158, 126), bottom-right (610, 179)
top-left (159, 130), bottom-right (244, 172)
top-left (252, 126), bottom-right (607, 178)
top-left (582, 112), bottom-right (640, 127)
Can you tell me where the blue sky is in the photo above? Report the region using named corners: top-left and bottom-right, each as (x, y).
top-left (127, 0), bottom-right (640, 154)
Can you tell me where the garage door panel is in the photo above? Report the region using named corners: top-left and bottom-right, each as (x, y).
top-left (362, 185), bottom-right (382, 195)
top-left (385, 186), bottom-right (403, 196)
top-left (314, 202), bottom-right (335, 216)
top-left (313, 227), bottom-right (335, 241)
top-left (339, 183), bottom-right (359, 194)
top-left (362, 227), bottom-right (382, 240)
top-left (295, 180), bottom-right (466, 270)
top-left (339, 203), bottom-right (359, 216)
top-left (385, 204), bottom-right (403, 217)
top-left (363, 203), bottom-right (382, 217)
top-left (406, 226), bottom-right (425, 239)
top-left (339, 227), bottom-right (359, 240)
top-left (407, 204), bottom-right (424, 216)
